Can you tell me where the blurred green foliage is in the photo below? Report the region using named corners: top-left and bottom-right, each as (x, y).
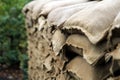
top-left (0, 0), bottom-right (30, 79)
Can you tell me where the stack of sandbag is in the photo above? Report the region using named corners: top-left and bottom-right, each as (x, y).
top-left (23, 0), bottom-right (120, 80)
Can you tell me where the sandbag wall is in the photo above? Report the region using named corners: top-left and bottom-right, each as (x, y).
top-left (23, 0), bottom-right (120, 80)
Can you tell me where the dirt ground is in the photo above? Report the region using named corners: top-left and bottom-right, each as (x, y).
top-left (0, 64), bottom-right (23, 80)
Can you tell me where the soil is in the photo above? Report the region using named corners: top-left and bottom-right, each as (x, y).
top-left (0, 64), bottom-right (23, 80)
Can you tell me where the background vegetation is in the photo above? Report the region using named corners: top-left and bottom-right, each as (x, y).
top-left (0, 0), bottom-right (30, 79)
